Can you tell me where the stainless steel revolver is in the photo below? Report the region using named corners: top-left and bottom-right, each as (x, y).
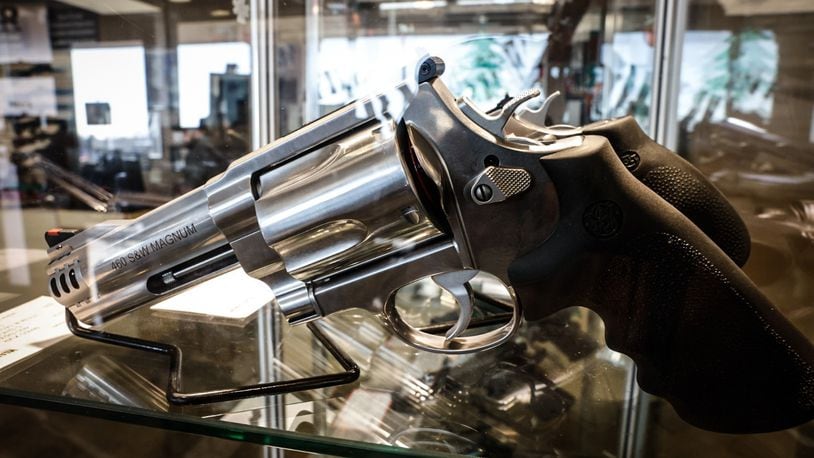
top-left (46, 57), bottom-right (813, 433)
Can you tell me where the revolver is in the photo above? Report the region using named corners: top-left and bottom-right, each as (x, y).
top-left (45, 58), bottom-right (813, 433)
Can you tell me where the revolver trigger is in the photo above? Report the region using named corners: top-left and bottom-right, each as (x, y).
top-left (431, 270), bottom-right (478, 341)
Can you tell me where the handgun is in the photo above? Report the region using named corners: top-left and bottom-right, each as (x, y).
top-left (45, 57), bottom-right (813, 433)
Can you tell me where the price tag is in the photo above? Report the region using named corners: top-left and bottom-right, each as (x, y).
top-left (0, 296), bottom-right (71, 370)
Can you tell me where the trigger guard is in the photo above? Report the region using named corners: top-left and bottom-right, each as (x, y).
top-left (382, 284), bottom-right (522, 354)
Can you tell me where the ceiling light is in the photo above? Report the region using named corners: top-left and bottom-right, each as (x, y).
top-left (57, 0), bottom-right (159, 15)
top-left (379, 1), bottom-right (447, 11)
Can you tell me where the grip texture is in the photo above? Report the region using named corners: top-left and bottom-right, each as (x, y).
top-left (585, 117), bottom-right (751, 266)
top-left (511, 136), bottom-right (814, 433)
top-left (596, 232), bottom-right (813, 433)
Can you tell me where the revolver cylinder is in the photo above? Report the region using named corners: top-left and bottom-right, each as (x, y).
top-left (253, 120), bottom-right (442, 323)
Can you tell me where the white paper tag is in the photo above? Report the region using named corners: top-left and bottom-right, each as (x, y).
top-left (0, 296), bottom-right (71, 370)
top-left (150, 268), bottom-right (275, 320)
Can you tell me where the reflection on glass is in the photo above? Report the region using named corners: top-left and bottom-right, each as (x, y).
top-left (278, 0), bottom-right (655, 135)
top-left (0, 5), bottom-right (53, 64)
top-left (0, 2), bottom-right (254, 213)
top-left (646, 2), bottom-right (814, 456)
top-left (314, 305), bottom-right (625, 456)
top-left (315, 34), bottom-right (548, 115)
top-left (678, 30), bottom-right (778, 134)
top-left (600, 31), bottom-right (654, 127)
top-left (177, 42), bottom-right (251, 129)
top-left (0, 77), bottom-right (57, 118)
top-left (71, 45), bottom-right (151, 142)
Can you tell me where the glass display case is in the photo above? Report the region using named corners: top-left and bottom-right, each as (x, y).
top-left (0, 0), bottom-right (811, 456)
top-left (0, 273), bottom-right (636, 456)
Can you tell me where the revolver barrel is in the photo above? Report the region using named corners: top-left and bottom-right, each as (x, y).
top-left (46, 188), bottom-right (234, 324)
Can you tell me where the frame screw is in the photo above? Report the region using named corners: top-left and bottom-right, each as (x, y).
top-left (473, 184), bottom-right (493, 202)
top-left (401, 207), bottom-right (420, 224)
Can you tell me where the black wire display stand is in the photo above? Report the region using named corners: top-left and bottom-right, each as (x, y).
top-left (64, 290), bottom-right (514, 406)
top-left (65, 310), bottom-right (360, 405)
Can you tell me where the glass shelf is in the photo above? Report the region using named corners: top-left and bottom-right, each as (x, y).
top-left (0, 241), bottom-right (636, 457)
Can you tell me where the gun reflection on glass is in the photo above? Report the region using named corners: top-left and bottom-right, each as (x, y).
top-left (45, 57), bottom-right (813, 434)
top-left (62, 355), bottom-right (169, 411)
top-left (316, 305), bottom-right (581, 456)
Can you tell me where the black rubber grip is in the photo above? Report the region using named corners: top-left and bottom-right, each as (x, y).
top-left (509, 136), bottom-right (814, 433)
top-left (584, 116), bottom-right (751, 266)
